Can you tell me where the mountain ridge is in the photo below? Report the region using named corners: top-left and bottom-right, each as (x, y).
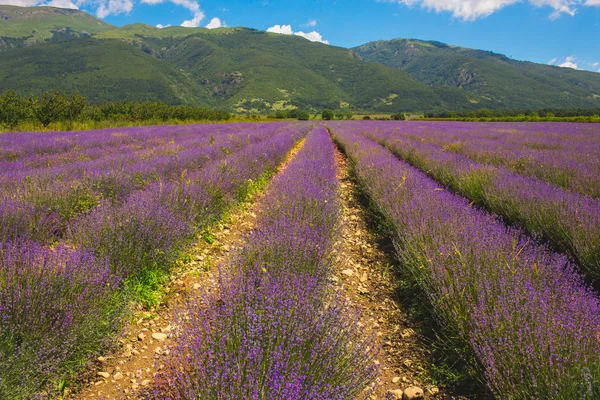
top-left (1, 5), bottom-right (599, 113)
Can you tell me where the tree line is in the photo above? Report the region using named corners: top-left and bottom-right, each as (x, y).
top-left (0, 90), bottom-right (231, 130)
top-left (423, 107), bottom-right (600, 121)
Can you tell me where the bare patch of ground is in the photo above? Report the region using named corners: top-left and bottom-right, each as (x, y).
top-left (333, 146), bottom-right (454, 400)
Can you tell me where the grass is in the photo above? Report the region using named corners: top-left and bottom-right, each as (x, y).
top-left (124, 163), bottom-right (284, 308)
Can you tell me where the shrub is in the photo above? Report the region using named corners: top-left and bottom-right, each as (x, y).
top-left (0, 241), bottom-right (123, 398)
top-left (0, 90), bottom-right (33, 129)
top-left (321, 109), bottom-right (334, 120)
top-left (297, 111), bottom-right (310, 120)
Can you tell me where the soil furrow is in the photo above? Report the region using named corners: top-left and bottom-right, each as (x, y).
top-left (73, 139), bottom-right (307, 400)
top-left (333, 146), bottom-right (445, 400)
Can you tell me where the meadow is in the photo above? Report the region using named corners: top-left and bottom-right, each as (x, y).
top-left (0, 120), bottom-right (599, 399)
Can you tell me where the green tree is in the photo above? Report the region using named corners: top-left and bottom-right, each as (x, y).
top-left (33, 91), bottom-right (69, 127)
top-left (322, 109), bottom-right (334, 120)
top-left (391, 112), bottom-right (405, 121)
top-left (297, 111), bottom-right (310, 121)
top-left (64, 93), bottom-right (86, 125)
top-left (0, 90), bottom-right (33, 129)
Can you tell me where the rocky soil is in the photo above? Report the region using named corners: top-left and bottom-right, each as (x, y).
top-left (72, 138), bottom-right (468, 400)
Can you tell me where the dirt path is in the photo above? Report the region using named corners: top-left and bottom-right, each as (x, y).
top-left (73, 140), bottom-right (307, 400)
top-left (74, 137), bottom-right (455, 400)
top-left (333, 146), bottom-right (446, 400)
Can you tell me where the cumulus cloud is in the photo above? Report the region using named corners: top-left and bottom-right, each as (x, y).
top-left (592, 62), bottom-right (599, 67)
top-left (156, 23), bottom-right (171, 28)
top-left (294, 30), bottom-right (329, 44)
top-left (205, 17), bottom-right (225, 29)
top-left (46, 0), bottom-right (78, 8)
top-left (0, 0), bottom-right (39, 6)
top-left (303, 19), bottom-right (317, 27)
top-left (181, 11), bottom-right (204, 27)
top-left (96, 0), bottom-right (133, 18)
top-left (267, 24), bottom-right (294, 35)
top-left (266, 24), bottom-right (329, 44)
top-left (550, 55), bottom-right (580, 69)
top-left (139, 0), bottom-right (204, 27)
top-left (378, 0), bottom-right (595, 20)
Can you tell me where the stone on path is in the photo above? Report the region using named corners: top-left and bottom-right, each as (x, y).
top-left (152, 332), bottom-right (167, 342)
top-left (386, 389), bottom-right (404, 399)
top-left (402, 386), bottom-right (424, 400)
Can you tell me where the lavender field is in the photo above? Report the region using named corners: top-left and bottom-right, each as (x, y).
top-left (1, 121), bottom-right (599, 399)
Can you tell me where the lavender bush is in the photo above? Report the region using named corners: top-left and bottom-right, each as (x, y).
top-left (0, 241), bottom-right (124, 398)
top-left (333, 121), bottom-right (600, 283)
top-left (0, 122), bottom-right (311, 397)
top-left (150, 127), bottom-right (379, 399)
top-left (381, 121), bottom-right (600, 197)
top-left (332, 126), bottom-right (600, 399)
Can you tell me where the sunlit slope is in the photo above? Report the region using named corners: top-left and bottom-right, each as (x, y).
top-left (354, 38), bottom-right (600, 109)
top-left (0, 5), bottom-right (112, 46)
top-left (0, 38), bottom-right (211, 104)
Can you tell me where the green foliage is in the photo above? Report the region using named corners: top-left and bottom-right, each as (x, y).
top-left (32, 91), bottom-right (86, 127)
top-left (297, 111), bottom-right (310, 120)
top-left (362, 116), bottom-right (371, 120)
top-left (391, 112), bottom-right (406, 120)
top-left (322, 109), bottom-right (335, 120)
top-left (0, 90), bottom-right (32, 128)
top-left (0, 90), bottom-right (230, 131)
top-left (423, 107), bottom-right (600, 122)
top-left (2, 6), bottom-right (600, 113)
top-left (354, 38), bottom-right (600, 110)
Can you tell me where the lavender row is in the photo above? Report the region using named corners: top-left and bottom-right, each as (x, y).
top-left (386, 121), bottom-right (600, 197)
top-left (332, 126), bottom-right (600, 399)
top-left (0, 123), bottom-right (299, 244)
top-left (0, 123), bottom-right (278, 168)
top-left (336, 122), bottom-right (600, 283)
top-left (67, 125), bottom-right (308, 281)
top-left (0, 241), bottom-right (125, 398)
top-left (150, 127), bottom-right (378, 399)
top-left (0, 123), bottom-right (308, 397)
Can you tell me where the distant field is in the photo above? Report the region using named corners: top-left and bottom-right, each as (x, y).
top-left (1, 121), bottom-right (599, 399)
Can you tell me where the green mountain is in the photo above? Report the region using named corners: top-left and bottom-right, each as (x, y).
top-left (353, 38), bottom-right (600, 110)
top-left (0, 5), bottom-right (112, 47)
top-left (1, 5), bottom-right (599, 112)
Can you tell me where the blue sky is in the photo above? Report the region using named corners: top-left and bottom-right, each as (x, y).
top-left (7, 0), bottom-right (600, 72)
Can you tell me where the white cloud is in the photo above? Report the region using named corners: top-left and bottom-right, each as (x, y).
top-left (548, 57), bottom-right (558, 65)
top-left (96, 0), bottom-right (133, 18)
top-left (303, 19), bottom-right (317, 27)
top-left (266, 24), bottom-right (329, 44)
top-left (139, 0), bottom-right (204, 27)
top-left (267, 24), bottom-right (294, 35)
top-left (0, 0), bottom-right (38, 6)
top-left (558, 55), bottom-right (579, 69)
top-left (592, 62), bottom-right (599, 67)
top-left (205, 17), bottom-right (225, 29)
top-left (156, 23), bottom-right (171, 28)
top-left (181, 11), bottom-right (203, 27)
top-left (294, 30), bottom-right (329, 44)
top-left (46, 0), bottom-right (78, 8)
top-left (378, 0), bottom-right (595, 20)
